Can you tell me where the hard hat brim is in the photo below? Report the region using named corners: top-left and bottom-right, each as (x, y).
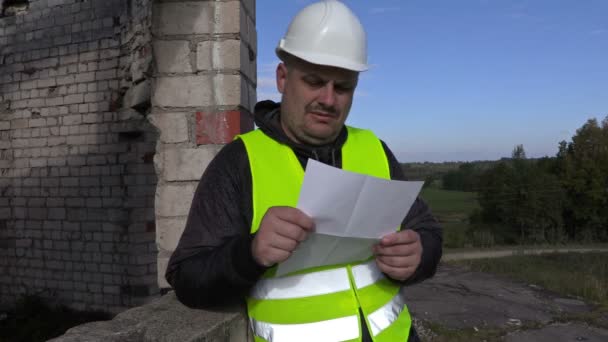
top-left (276, 46), bottom-right (368, 72)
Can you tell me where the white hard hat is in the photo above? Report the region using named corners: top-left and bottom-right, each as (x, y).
top-left (276, 0), bottom-right (368, 72)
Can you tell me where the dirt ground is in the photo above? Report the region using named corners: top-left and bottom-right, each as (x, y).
top-left (407, 264), bottom-right (608, 341)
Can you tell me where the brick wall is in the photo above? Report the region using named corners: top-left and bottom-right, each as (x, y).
top-left (0, 0), bottom-right (256, 312)
top-left (151, 0), bottom-right (256, 288)
top-left (0, 0), bottom-right (158, 312)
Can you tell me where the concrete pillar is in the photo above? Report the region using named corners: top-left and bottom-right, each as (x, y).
top-left (151, 0), bottom-right (256, 288)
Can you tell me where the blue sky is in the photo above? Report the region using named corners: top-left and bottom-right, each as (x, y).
top-left (256, 0), bottom-right (608, 162)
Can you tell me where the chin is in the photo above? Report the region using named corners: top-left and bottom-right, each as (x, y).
top-left (306, 131), bottom-right (338, 144)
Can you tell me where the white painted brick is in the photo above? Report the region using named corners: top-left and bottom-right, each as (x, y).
top-left (154, 2), bottom-right (214, 35)
top-left (84, 93), bottom-right (97, 103)
top-left (153, 40), bottom-right (192, 73)
top-left (30, 158), bottom-right (47, 167)
top-left (214, 74), bottom-right (242, 107)
top-left (62, 116), bottom-right (83, 128)
top-left (98, 59), bottom-right (118, 70)
top-left (196, 39), bottom-right (240, 71)
top-left (75, 72), bottom-right (95, 83)
top-left (157, 253), bottom-right (171, 288)
top-left (66, 135), bottom-right (86, 145)
top-left (162, 147), bottom-right (221, 181)
top-left (155, 183), bottom-right (197, 217)
top-left (60, 55), bottom-right (79, 65)
top-left (48, 137), bottom-right (66, 146)
top-left (99, 49), bottom-right (119, 59)
top-left (68, 64), bottom-right (78, 74)
top-left (248, 82), bottom-right (256, 113)
top-left (64, 94), bottom-right (83, 104)
top-left (148, 112), bottom-right (189, 143)
top-left (153, 76), bottom-right (213, 107)
top-left (82, 113), bottom-right (102, 124)
top-left (95, 70), bottom-right (116, 80)
top-left (242, 43), bottom-right (256, 82)
top-left (29, 118), bottom-right (47, 128)
top-left (57, 75), bottom-right (75, 85)
top-left (79, 51), bottom-right (98, 62)
top-left (46, 97), bottom-right (64, 106)
top-left (216, 1), bottom-right (241, 34)
top-left (37, 78), bottom-right (57, 88)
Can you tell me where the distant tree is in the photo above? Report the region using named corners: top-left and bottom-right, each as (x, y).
top-left (512, 144), bottom-right (526, 160)
top-left (474, 144), bottom-right (566, 244)
top-left (442, 163), bottom-right (482, 192)
top-left (556, 116), bottom-right (608, 241)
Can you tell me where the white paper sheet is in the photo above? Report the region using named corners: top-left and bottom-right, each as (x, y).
top-left (276, 160), bottom-right (423, 276)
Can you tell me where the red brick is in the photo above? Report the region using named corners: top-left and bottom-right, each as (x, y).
top-left (141, 152), bottom-right (155, 164)
top-left (196, 110), bottom-right (253, 144)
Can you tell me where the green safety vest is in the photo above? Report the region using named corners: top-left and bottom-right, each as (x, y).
top-left (238, 127), bottom-right (412, 342)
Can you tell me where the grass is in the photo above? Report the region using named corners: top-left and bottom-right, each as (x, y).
top-left (420, 187), bottom-right (480, 214)
top-left (420, 187), bottom-right (480, 248)
top-left (450, 252), bottom-right (608, 307)
top-left (0, 295), bottom-right (111, 342)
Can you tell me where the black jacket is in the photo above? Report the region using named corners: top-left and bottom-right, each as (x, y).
top-left (166, 101), bottom-right (442, 341)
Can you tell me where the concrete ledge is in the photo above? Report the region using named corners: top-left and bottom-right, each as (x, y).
top-left (49, 292), bottom-right (251, 342)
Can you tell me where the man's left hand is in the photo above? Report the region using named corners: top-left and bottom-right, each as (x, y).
top-left (373, 230), bottom-right (422, 282)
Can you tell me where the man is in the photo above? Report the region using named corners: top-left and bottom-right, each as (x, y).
top-left (166, 1), bottom-right (442, 341)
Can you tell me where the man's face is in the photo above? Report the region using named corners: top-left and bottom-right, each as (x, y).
top-left (276, 58), bottom-right (359, 145)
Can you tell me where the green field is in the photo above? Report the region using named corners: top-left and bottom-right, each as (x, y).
top-left (420, 187), bottom-right (480, 248)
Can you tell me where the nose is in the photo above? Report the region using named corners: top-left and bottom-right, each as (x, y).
top-left (318, 82), bottom-right (336, 107)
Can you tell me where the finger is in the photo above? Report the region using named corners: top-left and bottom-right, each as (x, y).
top-left (269, 233), bottom-right (299, 252)
top-left (274, 221), bottom-right (310, 242)
top-left (374, 243), bottom-right (418, 257)
top-left (377, 254), bottom-right (419, 268)
top-left (376, 259), bottom-right (416, 281)
top-left (274, 207), bottom-right (315, 231)
top-left (380, 229), bottom-right (419, 246)
top-left (266, 249), bottom-right (292, 265)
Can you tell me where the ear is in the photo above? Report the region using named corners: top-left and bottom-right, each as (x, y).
top-left (276, 63), bottom-right (287, 94)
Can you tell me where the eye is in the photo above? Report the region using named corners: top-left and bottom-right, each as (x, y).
top-left (302, 76), bottom-right (325, 88)
top-left (335, 84), bottom-right (355, 93)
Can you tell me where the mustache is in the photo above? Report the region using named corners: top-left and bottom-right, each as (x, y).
top-left (306, 104), bottom-right (337, 116)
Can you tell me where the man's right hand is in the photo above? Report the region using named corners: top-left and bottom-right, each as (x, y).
top-left (251, 206), bottom-right (314, 267)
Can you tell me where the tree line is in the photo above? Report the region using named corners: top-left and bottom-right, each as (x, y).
top-left (441, 116), bottom-right (608, 245)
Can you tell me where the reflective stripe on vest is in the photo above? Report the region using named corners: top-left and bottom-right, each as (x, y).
top-left (250, 260), bottom-right (385, 300)
top-left (238, 127), bottom-right (411, 342)
top-left (252, 315), bottom-right (360, 342)
top-left (250, 290), bottom-right (407, 341)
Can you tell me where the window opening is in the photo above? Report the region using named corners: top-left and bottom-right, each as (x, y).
top-left (2, 0), bottom-right (29, 17)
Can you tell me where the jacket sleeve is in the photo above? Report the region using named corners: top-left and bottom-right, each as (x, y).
top-left (164, 140), bottom-right (267, 308)
top-left (381, 141), bottom-right (443, 285)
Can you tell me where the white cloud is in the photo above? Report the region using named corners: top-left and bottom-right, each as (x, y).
top-left (590, 29), bottom-right (607, 35)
